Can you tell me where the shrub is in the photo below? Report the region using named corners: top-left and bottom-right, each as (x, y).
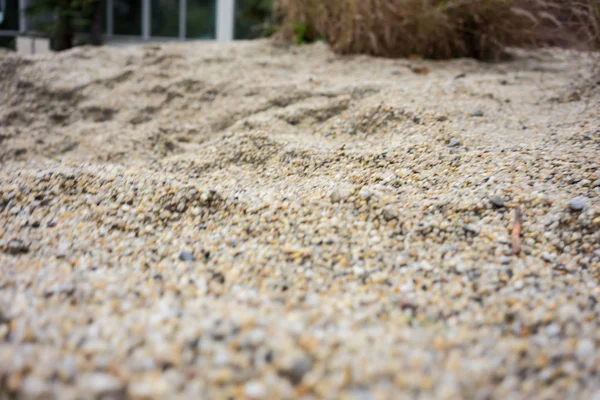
top-left (236, 0), bottom-right (277, 39)
top-left (587, 0), bottom-right (600, 49)
top-left (276, 0), bottom-right (600, 59)
top-left (27, 0), bottom-right (102, 51)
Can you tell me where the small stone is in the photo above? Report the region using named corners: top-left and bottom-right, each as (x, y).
top-left (400, 281), bottom-right (415, 293)
top-left (462, 224), bottom-right (479, 235)
top-left (419, 261), bottom-right (434, 271)
top-left (330, 188), bottom-right (350, 203)
top-left (57, 241), bottom-right (69, 258)
top-left (6, 239), bottom-right (29, 255)
top-left (129, 375), bottom-right (169, 398)
top-left (470, 110), bottom-right (484, 117)
top-left (179, 251), bottom-right (195, 262)
top-left (514, 280), bottom-right (524, 290)
top-left (447, 138), bottom-right (461, 147)
top-left (540, 251), bottom-right (556, 263)
top-left (244, 380), bottom-right (267, 399)
top-left (382, 206), bottom-right (398, 221)
top-left (57, 357), bottom-right (77, 382)
top-left (213, 349), bottom-right (231, 366)
top-left (546, 324), bottom-right (561, 337)
top-left (280, 356), bottom-right (313, 384)
top-left (576, 339), bottom-right (595, 360)
top-left (79, 373), bottom-right (123, 397)
top-left (498, 256), bottom-right (512, 265)
top-left (490, 196), bottom-right (506, 208)
top-left (22, 376), bottom-right (50, 398)
top-left (359, 187), bottom-right (374, 201)
top-left (568, 198), bottom-right (585, 212)
top-left (593, 179), bottom-right (600, 188)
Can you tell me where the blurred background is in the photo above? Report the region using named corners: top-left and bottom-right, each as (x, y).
top-left (0, 0), bottom-right (598, 60)
top-left (0, 0), bottom-right (274, 51)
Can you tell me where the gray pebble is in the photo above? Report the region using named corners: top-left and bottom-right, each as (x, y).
top-left (6, 239), bottom-right (29, 255)
top-left (463, 224), bottom-right (479, 235)
top-left (448, 138), bottom-right (461, 147)
top-left (546, 324), bottom-right (561, 337)
top-left (280, 356), bottom-right (313, 384)
top-left (540, 251), bottom-right (556, 263)
top-left (359, 187), bottom-right (374, 201)
top-left (179, 251), bottom-right (195, 262)
top-left (568, 198), bottom-right (585, 212)
top-left (490, 196), bottom-right (506, 208)
top-left (382, 206), bottom-right (398, 221)
top-left (330, 188), bottom-right (350, 203)
top-left (498, 256), bottom-right (512, 265)
top-left (470, 110), bottom-right (484, 117)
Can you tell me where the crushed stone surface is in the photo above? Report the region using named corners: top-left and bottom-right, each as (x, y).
top-left (1, 40), bottom-right (599, 399)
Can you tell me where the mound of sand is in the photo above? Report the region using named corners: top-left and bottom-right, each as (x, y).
top-left (0, 41), bottom-right (599, 398)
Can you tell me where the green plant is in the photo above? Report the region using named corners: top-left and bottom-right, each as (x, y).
top-left (26, 0), bottom-right (101, 51)
top-left (0, 37), bottom-right (16, 51)
top-left (291, 22), bottom-right (314, 44)
top-left (235, 0), bottom-right (276, 39)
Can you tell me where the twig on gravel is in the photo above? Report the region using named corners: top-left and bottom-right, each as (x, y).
top-left (512, 207), bottom-right (523, 255)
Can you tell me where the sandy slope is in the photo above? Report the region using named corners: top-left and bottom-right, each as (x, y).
top-left (0, 41), bottom-right (599, 399)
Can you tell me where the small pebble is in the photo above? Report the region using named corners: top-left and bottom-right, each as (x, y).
top-left (540, 251), bottom-right (556, 262)
top-left (382, 206), bottom-right (398, 221)
top-left (463, 224), bottom-right (479, 234)
top-left (21, 376), bottom-right (50, 398)
top-left (179, 251), bottom-right (195, 262)
top-left (546, 324), bottom-right (561, 337)
top-left (330, 188), bottom-right (350, 203)
top-left (79, 373), bottom-right (123, 396)
top-left (490, 196), bottom-right (506, 208)
top-left (280, 356), bottom-right (313, 385)
top-left (514, 280), bottom-right (524, 290)
top-left (5, 239), bottom-right (29, 255)
top-left (447, 138), bottom-right (461, 147)
top-left (568, 198), bottom-right (585, 212)
top-left (244, 380), bottom-right (267, 399)
top-left (576, 339), bottom-right (594, 360)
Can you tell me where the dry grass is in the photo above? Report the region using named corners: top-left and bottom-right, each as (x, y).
top-left (276, 0), bottom-right (600, 60)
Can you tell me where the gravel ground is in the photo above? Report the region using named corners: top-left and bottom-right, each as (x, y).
top-left (1, 40), bottom-right (599, 399)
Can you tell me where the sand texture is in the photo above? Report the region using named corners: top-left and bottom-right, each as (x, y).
top-left (1, 40), bottom-right (599, 399)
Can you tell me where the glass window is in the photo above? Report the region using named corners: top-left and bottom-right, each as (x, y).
top-left (186, 0), bottom-right (215, 39)
top-left (151, 0), bottom-right (178, 37)
top-left (114, 0), bottom-right (141, 36)
top-left (0, 0), bottom-right (19, 31)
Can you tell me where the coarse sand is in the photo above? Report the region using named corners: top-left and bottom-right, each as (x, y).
top-left (0, 40), bottom-right (599, 399)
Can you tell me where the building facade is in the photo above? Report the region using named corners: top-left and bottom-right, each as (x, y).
top-left (0, 0), bottom-right (262, 46)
